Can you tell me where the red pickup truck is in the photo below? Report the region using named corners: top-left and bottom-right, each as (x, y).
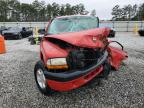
top-left (34, 15), bottom-right (128, 95)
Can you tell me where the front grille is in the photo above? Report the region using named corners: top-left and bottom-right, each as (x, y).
top-left (67, 48), bottom-right (103, 70)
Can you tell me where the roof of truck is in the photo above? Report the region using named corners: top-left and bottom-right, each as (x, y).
top-left (55, 15), bottom-right (97, 19)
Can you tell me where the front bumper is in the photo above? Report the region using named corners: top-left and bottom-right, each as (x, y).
top-left (45, 51), bottom-right (108, 91)
top-left (44, 51), bottom-right (108, 82)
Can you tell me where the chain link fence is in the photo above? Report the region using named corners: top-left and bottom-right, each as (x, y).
top-left (99, 21), bottom-right (144, 32)
top-left (0, 21), bottom-right (144, 32)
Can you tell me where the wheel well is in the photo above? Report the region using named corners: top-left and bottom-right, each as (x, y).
top-left (40, 52), bottom-right (44, 61)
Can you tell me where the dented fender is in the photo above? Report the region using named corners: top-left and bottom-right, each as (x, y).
top-left (40, 39), bottom-right (68, 65)
top-left (108, 46), bottom-right (128, 70)
top-left (40, 28), bottom-right (128, 70)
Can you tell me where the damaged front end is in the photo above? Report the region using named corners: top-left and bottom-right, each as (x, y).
top-left (37, 28), bottom-right (128, 91)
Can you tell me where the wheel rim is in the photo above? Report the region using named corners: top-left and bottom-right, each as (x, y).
top-left (36, 69), bottom-right (46, 89)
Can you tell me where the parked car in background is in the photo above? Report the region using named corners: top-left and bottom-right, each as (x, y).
top-left (2, 27), bottom-right (33, 40)
top-left (38, 28), bottom-right (45, 34)
top-left (0, 26), bottom-right (8, 34)
top-left (138, 29), bottom-right (144, 36)
top-left (99, 23), bottom-right (115, 38)
top-left (108, 29), bottom-right (115, 37)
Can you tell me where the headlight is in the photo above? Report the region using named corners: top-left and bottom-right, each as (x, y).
top-left (47, 58), bottom-right (68, 69)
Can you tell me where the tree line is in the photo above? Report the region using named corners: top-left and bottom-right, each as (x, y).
top-left (111, 3), bottom-right (144, 21)
top-left (0, 0), bottom-right (86, 22)
top-left (2, 0), bottom-right (143, 22)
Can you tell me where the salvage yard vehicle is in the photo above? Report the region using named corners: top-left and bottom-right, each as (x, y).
top-left (0, 26), bottom-right (8, 34)
top-left (138, 29), bottom-right (144, 36)
top-left (108, 29), bottom-right (115, 37)
top-left (34, 15), bottom-right (128, 95)
top-left (2, 27), bottom-right (32, 40)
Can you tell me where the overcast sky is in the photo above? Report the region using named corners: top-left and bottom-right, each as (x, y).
top-left (19, 0), bottom-right (143, 20)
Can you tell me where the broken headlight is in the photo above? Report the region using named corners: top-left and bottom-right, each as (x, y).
top-left (47, 58), bottom-right (68, 69)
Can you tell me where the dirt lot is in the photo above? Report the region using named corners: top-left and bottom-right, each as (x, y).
top-left (0, 32), bottom-right (144, 108)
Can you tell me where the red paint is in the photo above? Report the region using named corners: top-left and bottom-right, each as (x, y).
top-left (45, 28), bottom-right (110, 48)
top-left (108, 46), bottom-right (128, 70)
top-left (39, 18), bottom-right (128, 91)
top-left (47, 66), bottom-right (103, 91)
top-left (40, 40), bottom-right (68, 65)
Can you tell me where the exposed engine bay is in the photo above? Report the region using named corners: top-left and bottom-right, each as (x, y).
top-left (35, 27), bottom-right (128, 93)
top-left (67, 48), bottom-right (102, 70)
top-left (47, 37), bottom-right (107, 72)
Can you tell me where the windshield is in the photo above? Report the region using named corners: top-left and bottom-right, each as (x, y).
top-left (48, 16), bottom-right (99, 34)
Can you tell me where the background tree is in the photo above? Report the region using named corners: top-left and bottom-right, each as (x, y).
top-left (0, 0), bottom-right (86, 22)
top-left (0, 0), bottom-right (9, 21)
top-left (111, 5), bottom-right (123, 21)
top-left (51, 2), bottom-right (60, 17)
top-left (111, 4), bottom-right (142, 21)
top-left (65, 3), bottom-right (72, 15)
top-left (59, 5), bottom-right (65, 16)
top-left (20, 3), bottom-right (36, 21)
top-left (46, 4), bottom-right (52, 20)
top-left (90, 9), bottom-right (96, 16)
top-left (137, 3), bottom-right (144, 20)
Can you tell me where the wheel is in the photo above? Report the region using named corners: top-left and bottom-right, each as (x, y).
top-left (28, 36), bottom-right (32, 41)
top-left (138, 30), bottom-right (144, 36)
top-left (30, 39), bottom-right (35, 45)
top-left (17, 33), bottom-right (22, 39)
top-left (34, 60), bottom-right (54, 95)
top-left (97, 59), bottom-right (111, 79)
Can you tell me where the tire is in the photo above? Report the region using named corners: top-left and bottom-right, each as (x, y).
top-left (28, 37), bottom-right (31, 41)
top-left (97, 59), bottom-right (111, 79)
top-left (108, 31), bottom-right (115, 38)
top-left (30, 39), bottom-right (35, 45)
top-left (138, 30), bottom-right (144, 36)
top-left (34, 60), bottom-right (54, 95)
top-left (17, 33), bottom-right (22, 40)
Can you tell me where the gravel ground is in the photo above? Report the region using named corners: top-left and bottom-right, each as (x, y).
top-left (0, 32), bottom-right (144, 108)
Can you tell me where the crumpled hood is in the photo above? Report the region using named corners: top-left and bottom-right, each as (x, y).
top-left (46, 28), bottom-right (110, 48)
